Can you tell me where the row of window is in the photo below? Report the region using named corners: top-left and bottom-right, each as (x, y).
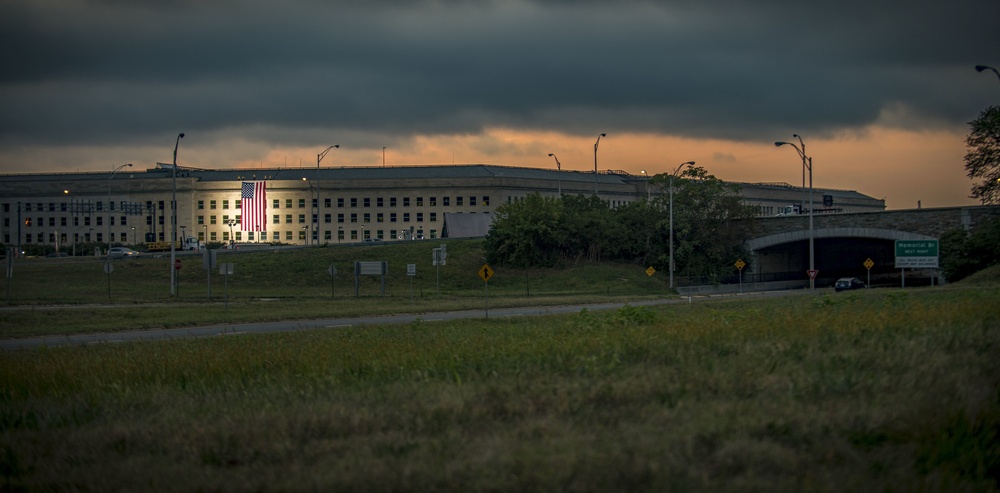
top-left (16, 216), bottom-right (130, 227)
top-left (196, 196), bottom-right (491, 210)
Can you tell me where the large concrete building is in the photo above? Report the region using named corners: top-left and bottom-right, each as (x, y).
top-left (1, 164), bottom-right (885, 250)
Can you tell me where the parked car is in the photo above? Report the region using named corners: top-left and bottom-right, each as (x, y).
top-left (834, 277), bottom-right (866, 291)
top-left (108, 247), bottom-right (139, 259)
top-left (45, 252), bottom-right (69, 258)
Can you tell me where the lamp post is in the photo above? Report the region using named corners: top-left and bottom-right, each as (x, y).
top-left (338, 226), bottom-right (343, 244)
top-left (107, 163), bottom-right (132, 253)
top-left (593, 133), bottom-right (606, 195)
top-left (180, 225), bottom-right (186, 247)
top-left (131, 226), bottom-right (136, 245)
top-left (547, 153), bottom-right (562, 195)
top-left (302, 226), bottom-right (309, 245)
top-left (668, 161), bottom-right (695, 290)
top-left (641, 170), bottom-right (649, 201)
top-left (227, 219), bottom-right (236, 246)
top-left (316, 145), bottom-right (339, 245)
top-left (975, 65), bottom-right (1000, 83)
top-left (775, 135), bottom-right (815, 289)
top-left (170, 132), bottom-right (184, 296)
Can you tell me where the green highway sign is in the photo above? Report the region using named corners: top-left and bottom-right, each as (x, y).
top-left (894, 239), bottom-right (939, 268)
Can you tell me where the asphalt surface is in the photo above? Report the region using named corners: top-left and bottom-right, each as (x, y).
top-left (0, 291), bottom-right (805, 351)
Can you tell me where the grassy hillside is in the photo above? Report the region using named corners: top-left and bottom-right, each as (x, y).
top-left (2, 286), bottom-right (998, 491)
top-left (1, 239), bottom-right (671, 338)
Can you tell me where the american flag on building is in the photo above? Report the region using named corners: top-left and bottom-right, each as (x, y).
top-left (241, 181), bottom-right (267, 232)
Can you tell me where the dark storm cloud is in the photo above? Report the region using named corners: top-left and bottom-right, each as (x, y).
top-left (1, 0), bottom-right (997, 150)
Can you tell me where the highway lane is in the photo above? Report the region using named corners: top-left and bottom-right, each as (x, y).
top-left (0, 290), bottom-right (808, 350)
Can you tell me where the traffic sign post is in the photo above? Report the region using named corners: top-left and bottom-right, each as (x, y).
top-left (864, 258), bottom-right (874, 288)
top-left (407, 263), bottom-right (416, 303)
top-left (807, 269), bottom-right (819, 288)
top-left (735, 259), bottom-right (745, 294)
top-left (894, 240), bottom-right (939, 288)
top-left (479, 263), bottom-right (494, 317)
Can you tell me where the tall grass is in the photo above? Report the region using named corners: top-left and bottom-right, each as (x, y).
top-left (2, 287), bottom-right (998, 491)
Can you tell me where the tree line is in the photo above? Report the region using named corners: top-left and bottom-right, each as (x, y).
top-left (484, 166), bottom-right (760, 281)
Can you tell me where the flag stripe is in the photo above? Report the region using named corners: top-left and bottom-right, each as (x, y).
top-left (241, 181), bottom-right (267, 232)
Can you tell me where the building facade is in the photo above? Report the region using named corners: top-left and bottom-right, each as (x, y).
top-left (1, 164), bottom-right (885, 250)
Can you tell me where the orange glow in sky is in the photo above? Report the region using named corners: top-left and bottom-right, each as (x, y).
top-left (239, 126), bottom-right (976, 210)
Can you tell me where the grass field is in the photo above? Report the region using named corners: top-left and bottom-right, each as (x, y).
top-left (1, 239), bottom-right (670, 338)
top-left (2, 275), bottom-right (999, 491)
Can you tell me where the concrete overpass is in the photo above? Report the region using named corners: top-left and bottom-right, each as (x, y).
top-left (743, 205), bottom-right (1000, 288)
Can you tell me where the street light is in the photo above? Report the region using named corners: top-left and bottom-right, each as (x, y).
top-left (547, 153), bottom-right (562, 195)
top-left (775, 135), bottom-right (815, 289)
top-left (226, 218), bottom-right (236, 246)
top-left (170, 132), bottom-right (184, 296)
top-left (593, 133), bottom-right (606, 195)
top-left (107, 163), bottom-right (133, 253)
top-left (641, 170), bottom-right (649, 201)
top-left (975, 65), bottom-right (1000, 83)
top-left (316, 145), bottom-right (339, 245)
top-left (668, 161), bottom-right (695, 290)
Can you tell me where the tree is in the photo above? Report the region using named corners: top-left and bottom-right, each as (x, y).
top-left (965, 105), bottom-right (1000, 204)
top-left (484, 194), bottom-right (564, 268)
top-left (940, 216), bottom-right (1000, 282)
top-left (648, 166), bottom-right (759, 280)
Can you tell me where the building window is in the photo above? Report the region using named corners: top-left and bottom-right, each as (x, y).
top-left (377, 197), bottom-right (384, 207)
top-left (324, 213), bottom-right (332, 223)
top-left (430, 229), bottom-right (438, 239)
top-left (285, 214), bottom-right (292, 224)
top-left (324, 230), bottom-right (332, 241)
top-left (338, 229), bottom-right (345, 241)
top-left (273, 215), bottom-right (280, 224)
top-left (338, 213), bottom-right (345, 223)
top-left (236, 199), bottom-right (242, 209)
top-left (210, 216), bottom-right (217, 225)
top-left (470, 196), bottom-right (477, 206)
top-left (197, 215), bottom-right (205, 225)
top-left (210, 200), bottom-right (217, 210)
top-left (417, 213), bottom-right (423, 222)
top-left (350, 213), bottom-right (358, 223)
top-left (198, 200), bottom-right (204, 210)
top-left (288, 231), bottom-right (294, 241)
top-left (377, 213), bottom-right (384, 223)
top-left (456, 196), bottom-right (464, 206)
top-left (338, 198), bottom-right (345, 208)
top-left (416, 197), bottom-right (423, 207)
top-left (430, 197), bottom-right (437, 206)
top-left (363, 213), bottom-right (370, 223)
top-left (223, 200), bottom-right (229, 209)
top-left (390, 197), bottom-right (397, 207)
top-left (324, 198), bottom-right (331, 208)
top-left (273, 199), bottom-right (280, 209)
top-left (210, 232), bottom-right (217, 241)
top-left (350, 198), bottom-right (358, 207)
top-left (403, 197), bottom-right (410, 207)
top-left (403, 213), bottom-right (410, 222)
top-left (443, 197), bottom-right (450, 206)
top-left (483, 196), bottom-right (490, 206)
top-left (430, 212), bottom-right (437, 222)
top-left (364, 198), bottom-right (371, 207)
top-left (285, 199), bottom-right (292, 209)
top-left (390, 213), bottom-right (397, 222)
top-left (298, 199), bottom-right (306, 208)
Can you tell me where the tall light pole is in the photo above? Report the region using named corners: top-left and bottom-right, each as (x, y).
top-left (548, 153), bottom-right (562, 195)
top-left (641, 170), bottom-right (649, 201)
top-left (170, 132), bottom-right (184, 296)
top-left (593, 133), bottom-right (606, 195)
top-left (775, 135), bottom-right (815, 289)
top-left (316, 145), bottom-right (339, 245)
top-left (976, 65), bottom-right (1000, 83)
top-left (668, 161), bottom-right (695, 290)
top-left (107, 163), bottom-right (132, 252)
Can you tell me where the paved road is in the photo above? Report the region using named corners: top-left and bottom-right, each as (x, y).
top-left (0, 291), bottom-right (807, 351)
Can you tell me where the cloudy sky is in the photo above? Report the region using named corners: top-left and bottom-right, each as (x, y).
top-left (2, 0), bottom-right (998, 209)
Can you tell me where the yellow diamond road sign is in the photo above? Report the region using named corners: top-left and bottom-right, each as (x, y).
top-left (735, 259), bottom-right (746, 271)
top-left (645, 266), bottom-right (656, 277)
top-left (478, 263), bottom-right (494, 282)
top-left (864, 258), bottom-right (874, 270)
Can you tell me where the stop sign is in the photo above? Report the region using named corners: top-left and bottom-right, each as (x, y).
top-left (174, 259), bottom-right (182, 271)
